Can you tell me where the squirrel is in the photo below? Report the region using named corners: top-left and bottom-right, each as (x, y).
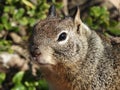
top-left (29, 5), bottom-right (120, 90)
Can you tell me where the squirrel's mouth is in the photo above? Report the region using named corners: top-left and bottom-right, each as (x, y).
top-left (31, 53), bottom-right (56, 66)
top-left (31, 56), bottom-right (51, 65)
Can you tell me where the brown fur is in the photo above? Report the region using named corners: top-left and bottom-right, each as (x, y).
top-left (29, 6), bottom-right (120, 90)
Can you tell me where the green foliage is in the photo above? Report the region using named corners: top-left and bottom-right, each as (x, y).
top-left (0, 0), bottom-right (62, 90)
top-left (85, 6), bottom-right (120, 36)
top-left (11, 84), bottom-right (27, 90)
top-left (0, 0), bottom-right (49, 32)
top-left (0, 0), bottom-right (63, 52)
top-left (85, 6), bottom-right (109, 29)
top-left (23, 70), bottom-right (48, 90)
top-left (0, 0), bottom-right (50, 53)
top-left (52, 0), bottom-right (63, 9)
top-left (12, 71), bottom-right (25, 85)
top-left (0, 39), bottom-right (13, 53)
top-left (1, 70), bottom-right (48, 89)
top-left (108, 21), bottom-right (120, 36)
top-left (0, 72), bottom-right (6, 85)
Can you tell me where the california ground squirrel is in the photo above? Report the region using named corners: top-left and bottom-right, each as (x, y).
top-left (29, 5), bottom-right (120, 90)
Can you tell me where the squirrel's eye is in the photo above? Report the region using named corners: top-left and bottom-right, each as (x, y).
top-left (57, 32), bottom-right (67, 41)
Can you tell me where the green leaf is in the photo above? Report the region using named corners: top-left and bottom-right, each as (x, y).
top-left (28, 18), bottom-right (36, 26)
top-left (0, 39), bottom-right (13, 52)
top-left (5, 23), bottom-right (11, 30)
top-left (28, 86), bottom-right (36, 90)
top-left (90, 6), bottom-right (109, 18)
top-left (1, 15), bottom-right (11, 30)
top-left (27, 10), bottom-right (35, 17)
top-left (9, 6), bottom-right (15, 14)
top-left (4, 6), bottom-right (15, 14)
top-left (11, 84), bottom-right (27, 90)
top-left (85, 17), bottom-right (93, 26)
top-left (54, 2), bottom-right (63, 9)
top-left (110, 20), bottom-right (118, 27)
top-left (38, 79), bottom-right (48, 90)
top-left (22, 0), bottom-right (35, 9)
top-left (90, 6), bottom-right (101, 18)
top-left (18, 17), bottom-right (28, 25)
top-left (52, 0), bottom-right (56, 3)
top-left (12, 71), bottom-right (24, 84)
top-left (25, 81), bottom-right (36, 87)
top-left (14, 8), bottom-right (25, 19)
top-left (88, 6), bottom-right (110, 30)
top-left (10, 26), bottom-right (19, 32)
top-left (4, 6), bottom-right (10, 13)
top-left (91, 24), bottom-right (99, 30)
top-left (0, 72), bottom-right (6, 85)
top-left (100, 7), bottom-right (108, 15)
top-left (108, 23), bottom-right (120, 36)
top-left (1, 15), bottom-right (8, 24)
top-left (0, 24), bottom-right (4, 31)
top-left (6, 0), bottom-right (12, 4)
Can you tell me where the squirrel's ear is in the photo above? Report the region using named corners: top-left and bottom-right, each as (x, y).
top-left (73, 7), bottom-right (91, 36)
top-left (74, 7), bottom-right (82, 26)
top-left (48, 5), bottom-right (56, 17)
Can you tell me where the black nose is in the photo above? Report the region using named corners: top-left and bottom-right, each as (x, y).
top-left (30, 46), bottom-right (41, 57)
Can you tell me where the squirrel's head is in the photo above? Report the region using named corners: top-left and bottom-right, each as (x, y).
top-left (29, 5), bottom-right (91, 69)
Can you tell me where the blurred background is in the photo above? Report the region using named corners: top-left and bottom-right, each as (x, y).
top-left (0, 0), bottom-right (120, 90)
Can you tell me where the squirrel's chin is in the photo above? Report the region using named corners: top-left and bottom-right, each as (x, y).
top-left (37, 61), bottom-right (56, 66)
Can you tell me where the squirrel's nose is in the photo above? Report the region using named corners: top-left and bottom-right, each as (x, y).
top-left (30, 46), bottom-right (41, 57)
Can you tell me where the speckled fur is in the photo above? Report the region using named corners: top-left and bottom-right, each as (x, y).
top-left (29, 14), bottom-right (120, 90)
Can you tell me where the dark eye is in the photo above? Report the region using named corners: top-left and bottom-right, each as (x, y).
top-left (57, 32), bottom-right (67, 41)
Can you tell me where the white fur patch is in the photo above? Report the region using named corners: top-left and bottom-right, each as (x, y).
top-left (39, 52), bottom-right (56, 65)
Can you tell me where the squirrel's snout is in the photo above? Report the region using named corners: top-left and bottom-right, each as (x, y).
top-left (30, 46), bottom-right (41, 58)
top-left (30, 45), bottom-right (56, 65)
